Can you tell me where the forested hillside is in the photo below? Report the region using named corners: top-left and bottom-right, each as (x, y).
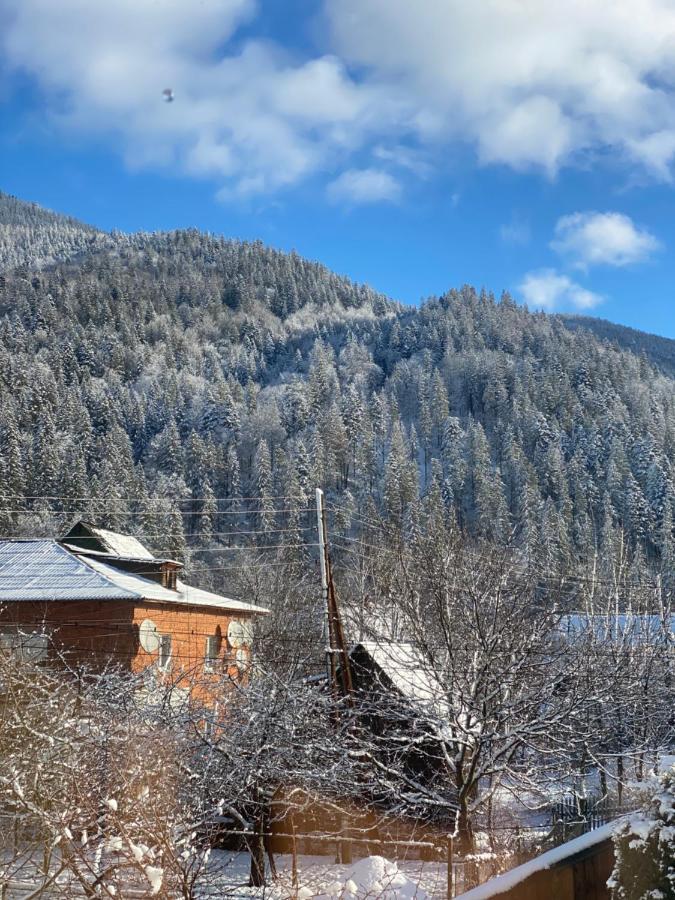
top-left (0, 190), bottom-right (113, 272)
top-left (561, 313), bottom-right (675, 378)
top-left (1, 191), bottom-right (674, 585)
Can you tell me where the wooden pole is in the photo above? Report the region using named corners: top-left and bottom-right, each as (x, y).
top-left (291, 821), bottom-right (299, 899)
top-left (447, 836), bottom-right (453, 899)
top-left (316, 488), bottom-right (337, 698)
top-left (316, 486), bottom-right (354, 864)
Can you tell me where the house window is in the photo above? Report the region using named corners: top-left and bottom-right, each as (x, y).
top-left (203, 702), bottom-right (219, 738)
top-left (0, 629), bottom-right (49, 662)
top-left (204, 635), bottom-right (219, 673)
top-left (158, 634), bottom-right (172, 670)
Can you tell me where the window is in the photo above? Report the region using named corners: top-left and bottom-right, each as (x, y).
top-left (0, 629), bottom-right (49, 662)
top-left (203, 702), bottom-right (219, 738)
top-left (158, 634), bottom-right (172, 670)
top-left (204, 635), bottom-right (219, 673)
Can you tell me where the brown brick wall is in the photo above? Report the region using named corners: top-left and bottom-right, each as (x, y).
top-left (0, 600), bottom-right (256, 698)
top-left (0, 599), bottom-right (137, 666)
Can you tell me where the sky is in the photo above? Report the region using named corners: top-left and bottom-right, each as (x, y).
top-left (1, 0), bottom-right (675, 338)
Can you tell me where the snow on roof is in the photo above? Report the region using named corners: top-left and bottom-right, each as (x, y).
top-left (354, 641), bottom-right (444, 710)
top-left (81, 556), bottom-right (269, 614)
top-left (560, 614), bottom-right (675, 643)
top-left (455, 820), bottom-right (622, 899)
top-left (61, 544), bottom-right (177, 565)
top-left (78, 524), bottom-right (155, 560)
top-left (0, 540), bottom-right (138, 602)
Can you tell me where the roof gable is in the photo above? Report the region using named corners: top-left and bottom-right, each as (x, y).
top-left (61, 521), bottom-right (155, 560)
top-left (352, 641), bottom-right (443, 710)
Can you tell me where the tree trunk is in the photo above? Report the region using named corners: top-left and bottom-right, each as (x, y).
top-left (248, 813), bottom-right (266, 888)
top-left (263, 807), bottom-right (277, 880)
top-left (456, 799), bottom-right (476, 889)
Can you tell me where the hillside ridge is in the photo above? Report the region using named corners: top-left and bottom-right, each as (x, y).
top-left (0, 191), bottom-right (674, 585)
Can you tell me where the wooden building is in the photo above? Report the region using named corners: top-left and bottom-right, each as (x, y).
top-left (0, 521), bottom-right (268, 698)
top-left (345, 641), bottom-right (457, 835)
top-left (456, 821), bottom-right (617, 900)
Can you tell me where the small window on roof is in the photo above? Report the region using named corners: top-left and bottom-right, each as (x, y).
top-left (204, 635), bottom-right (219, 673)
top-left (158, 634), bottom-right (172, 670)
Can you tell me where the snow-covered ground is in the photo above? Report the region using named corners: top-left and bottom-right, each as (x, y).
top-left (2, 851), bottom-right (449, 898)
top-left (199, 852), bottom-right (447, 899)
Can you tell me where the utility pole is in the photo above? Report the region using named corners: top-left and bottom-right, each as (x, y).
top-left (315, 487), bottom-right (354, 864)
top-left (315, 488), bottom-right (353, 702)
top-left (316, 488), bottom-right (337, 698)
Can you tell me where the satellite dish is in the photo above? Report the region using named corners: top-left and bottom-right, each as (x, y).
top-left (139, 619), bottom-right (159, 653)
top-left (235, 647), bottom-right (250, 672)
top-left (227, 620), bottom-right (245, 649)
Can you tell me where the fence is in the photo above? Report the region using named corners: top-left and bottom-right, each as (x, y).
top-left (551, 795), bottom-right (632, 842)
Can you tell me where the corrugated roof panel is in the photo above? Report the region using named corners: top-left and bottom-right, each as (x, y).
top-left (0, 540), bottom-right (139, 602)
top-left (83, 556), bottom-right (269, 614)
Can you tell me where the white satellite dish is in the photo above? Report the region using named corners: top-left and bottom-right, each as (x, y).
top-left (227, 620), bottom-right (245, 649)
top-left (139, 619), bottom-right (160, 653)
top-left (235, 647), bottom-right (250, 672)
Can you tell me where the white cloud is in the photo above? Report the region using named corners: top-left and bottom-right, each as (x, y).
top-left (551, 211), bottom-right (661, 268)
top-left (0, 0), bottom-right (394, 196)
top-left (327, 0), bottom-right (675, 177)
top-left (7, 1), bottom-right (675, 194)
top-left (327, 168), bottom-right (401, 205)
top-left (500, 216), bottom-right (531, 246)
top-left (518, 269), bottom-right (603, 311)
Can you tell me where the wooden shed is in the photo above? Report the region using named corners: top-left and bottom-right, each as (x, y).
top-left (456, 821), bottom-right (618, 900)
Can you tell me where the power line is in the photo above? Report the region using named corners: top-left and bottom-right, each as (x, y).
top-left (330, 537), bottom-right (668, 594)
top-left (0, 505), bottom-right (317, 518)
top-left (2, 525), bottom-right (314, 539)
top-left (0, 493), bottom-right (316, 504)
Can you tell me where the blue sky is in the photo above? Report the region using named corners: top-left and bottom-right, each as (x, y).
top-left (2, 0), bottom-right (675, 338)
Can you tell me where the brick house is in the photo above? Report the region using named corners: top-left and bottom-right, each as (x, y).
top-left (0, 521), bottom-right (268, 697)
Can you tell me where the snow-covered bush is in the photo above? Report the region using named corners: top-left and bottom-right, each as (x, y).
top-left (299, 855), bottom-right (430, 900)
top-left (609, 766), bottom-right (675, 899)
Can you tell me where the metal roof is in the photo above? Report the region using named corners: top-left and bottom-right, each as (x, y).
top-left (0, 539), bottom-right (268, 614)
top-left (0, 540), bottom-right (138, 602)
top-left (560, 613), bottom-right (675, 643)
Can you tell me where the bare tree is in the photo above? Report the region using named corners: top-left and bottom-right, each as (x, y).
top-left (354, 525), bottom-right (593, 861)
